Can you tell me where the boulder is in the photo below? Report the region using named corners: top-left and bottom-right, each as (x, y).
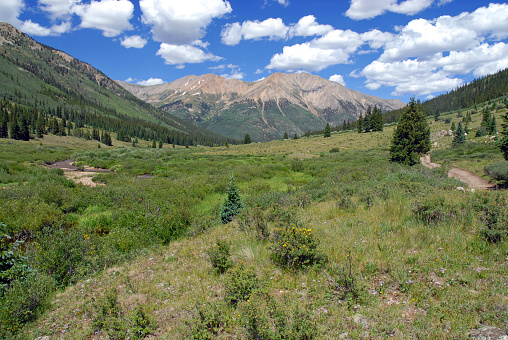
top-left (469, 326), bottom-right (508, 339)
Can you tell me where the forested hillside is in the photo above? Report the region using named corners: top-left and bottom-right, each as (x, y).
top-left (0, 23), bottom-right (235, 146)
top-left (384, 68), bottom-right (508, 123)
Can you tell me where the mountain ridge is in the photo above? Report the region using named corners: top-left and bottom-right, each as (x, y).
top-left (0, 22), bottom-right (233, 145)
top-left (117, 73), bottom-right (405, 141)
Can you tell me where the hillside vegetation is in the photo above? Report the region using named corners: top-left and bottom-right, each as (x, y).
top-left (0, 23), bottom-right (234, 147)
top-left (1, 96), bottom-right (507, 339)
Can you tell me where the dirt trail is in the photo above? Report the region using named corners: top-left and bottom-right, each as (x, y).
top-left (47, 159), bottom-right (109, 187)
top-left (420, 154), bottom-right (493, 190)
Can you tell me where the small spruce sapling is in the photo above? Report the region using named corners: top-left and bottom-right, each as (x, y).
top-left (452, 121), bottom-right (466, 146)
top-left (220, 176), bottom-right (244, 224)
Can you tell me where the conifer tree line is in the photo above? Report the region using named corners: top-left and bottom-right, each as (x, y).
top-left (0, 97), bottom-right (237, 146)
top-left (0, 30), bottom-right (237, 147)
top-left (384, 67), bottom-right (508, 123)
top-left (356, 105), bottom-right (383, 133)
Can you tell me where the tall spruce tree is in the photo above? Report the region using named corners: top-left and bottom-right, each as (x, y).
top-left (18, 114), bottom-right (29, 141)
top-left (370, 106), bottom-right (383, 132)
top-left (243, 134), bottom-right (252, 144)
top-left (323, 123), bottom-right (331, 138)
top-left (357, 113), bottom-right (363, 133)
top-left (390, 98), bottom-right (430, 165)
top-left (498, 110), bottom-right (508, 160)
top-left (363, 105), bottom-right (372, 132)
top-left (283, 131), bottom-right (289, 139)
top-left (452, 121), bottom-right (466, 146)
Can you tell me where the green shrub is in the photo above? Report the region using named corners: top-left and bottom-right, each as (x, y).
top-left (484, 161), bottom-right (508, 183)
top-left (290, 159), bottom-right (304, 172)
top-left (220, 176), bottom-right (244, 224)
top-left (326, 258), bottom-right (367, 306)
top-left (0, 272), bottom-right (55, 337)
top-left (241, 291), bottom-right (317, 340)
top-left (224, 265), bottom-right (260, 306)
top-left (329, 147), bottom-right (340, 153)
top-left (413, 195), bottom-right (456, 224)
top-left (269, 222), bottom-right (327, 270)
top-left (239, 206), bottom-right (270, 240)
top-left (0, 228), bottom-right (32, 292)
top-left (479, 193), bottom-right (508, 242)
top-left (88, 288), bottom-right (155, 339)
top-left (206, 240), bottom-right (233, 274)
top-left (187, 302), bottom-right (228, 339)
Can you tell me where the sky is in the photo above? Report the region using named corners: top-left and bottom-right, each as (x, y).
top-left (2, 0), bottom-right (508, 103)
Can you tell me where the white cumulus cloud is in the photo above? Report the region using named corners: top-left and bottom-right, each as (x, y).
top-left (329, 74), bottom-right (346, 86)
top-left (156, 43), bottom-right (221, 65)
top-left (345, 0), bottom-right (434, 20)
top-left (121, 35), bottom-right (147, 48)
top-left (137, 78), bottom-right (164, 86)
top-left (266, 43), bottom-right (350, 72)
top-left (140, 0), bottom-right (232, 45)
top-left (221, 71), bottom-right (245, 79)
top-left (221, 18), bottom-right (288, 46)
top-left (18, 19), bottom-right (71, 36)
top-left (38, 0), bottom-right (78, 20)
top-left (311, 29), bottom-right (363, 52)
top-left (19, 20), bottom-right (53, 36)
top-left (0, 0), bottom-right (24, 25)
top-left (74, 0), bottom-right (134, 37)
top-left (289, 15), bottom-right (333, 37)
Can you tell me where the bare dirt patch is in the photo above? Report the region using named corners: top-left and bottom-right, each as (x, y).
top-left (421, 154), bottom-right (493, 190)
top-left (46, 159), bottom-right (110, 187)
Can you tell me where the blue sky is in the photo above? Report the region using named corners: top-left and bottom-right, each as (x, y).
top-left (2, 0), bottom-right (507, 103)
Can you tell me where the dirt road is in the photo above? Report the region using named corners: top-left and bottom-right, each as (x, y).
top-left (420, 154), bottom-right (493, 190)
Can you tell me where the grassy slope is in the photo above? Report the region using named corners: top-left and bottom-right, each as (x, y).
top-left (429, 100), bottom-right (505, 176)
top-left (1, 112), bottom-right (502, 339)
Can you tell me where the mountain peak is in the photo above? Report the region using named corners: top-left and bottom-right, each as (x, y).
top-left (118, 73), bottom-right (404, 141)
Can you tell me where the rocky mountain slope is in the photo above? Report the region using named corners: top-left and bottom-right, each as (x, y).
top-left (118, 73), bottom-right (405, 141)
top-left (0, 22), bottom-right (232, 146)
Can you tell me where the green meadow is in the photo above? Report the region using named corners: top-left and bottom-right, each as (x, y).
top-left (1, 105), bottom-right (507, 339)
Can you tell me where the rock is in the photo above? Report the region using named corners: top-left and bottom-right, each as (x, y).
top-left (35, 337), bottom-right (50, 340)
top-left (457, 187), bottom-right (465, 192)
top-left (353, 313), bottom-right (369, 328)
top-left (339, 332), bottom-right (348, 339)
top-left (469, 326), bottom-right (508, 339)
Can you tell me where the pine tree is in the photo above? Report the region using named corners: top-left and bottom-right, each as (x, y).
top-left (364, 105), bottom-right (372, 132)
top-left (92, 128), bottom-right (100, 141)
top-left (451, 122), bottom-right (456, 131)
top-left (19, 115), bottom-right (29, 141)
top-left (452, 121), bottom-right (466, 146)
top-left (159, 140), bottom-right (163, 149)
top-left (9, 112), bottom-right (20, 140)
top-left (102, 131), bottom-right (112, 146)
top-left (220, 175), bottom-right (244, 224)
top-left (481, 110), bottom-right (493, 133)
top-left (370, 106), bottom-right (383, 132)
top-left (323, 123), bottom-right (331, 138)
top-left (357, 113), bottom-right (363, 133)
top-left (243, 134), bottom-right (251, 144)
top-left (283, 131), bottom-right (289, 139)
top-left (498, 110), bottom-right (508, 160)
top-left (152, 140), bottom-right (156, 148)
top-left (489, 116), bottom-right (497, 135)
top-left (0, 107), bottom-right (8, 138)
top-left (390, 98), bottom-right (431, 165)
top-left (293, 133), bottom-right (298, 140)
